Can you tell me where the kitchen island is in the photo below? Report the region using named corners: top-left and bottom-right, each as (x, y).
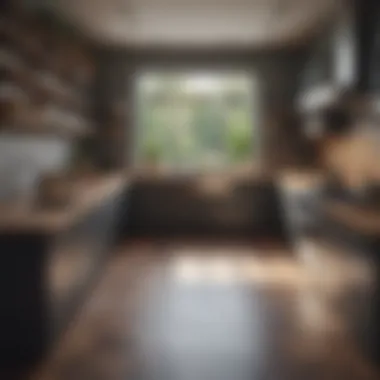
top-left (320, 199), bottom-right (380, 366)
top-left (0, 174), bottom-right (128, 370)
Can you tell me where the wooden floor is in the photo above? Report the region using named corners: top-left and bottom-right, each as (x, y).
top-left (27, 239), bottom-right (379, 380)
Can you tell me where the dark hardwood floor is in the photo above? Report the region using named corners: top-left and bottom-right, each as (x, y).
top-left (25, 239), bottom-right (379, 380)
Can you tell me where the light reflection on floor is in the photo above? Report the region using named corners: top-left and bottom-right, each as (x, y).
top-left (30, 240), bottom-right (380, 380)
top-left (169, 246), bottom-right (347, 337)
top-left (171, 255), bottom-right (307, 287)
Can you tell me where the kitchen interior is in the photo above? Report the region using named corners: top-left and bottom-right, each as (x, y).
top-left (1, 0), bottom-right (380, 379)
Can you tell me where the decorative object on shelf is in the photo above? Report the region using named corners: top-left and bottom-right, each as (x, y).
top-left (36, 172), bottom-right (72, 209)
top-left (298, 85), bottom-right (342, 113)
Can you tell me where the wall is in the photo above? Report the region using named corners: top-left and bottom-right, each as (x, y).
top-left (94, 47), bottom-right (311, 170)
top-left (353, 0), bottom-right (380, 93)
top-left (258, 53), bottom-right (316, 170)
top-left (0, 136), bottom-right (71, 200)
top-left (94, 46), bottom-right (311, 237)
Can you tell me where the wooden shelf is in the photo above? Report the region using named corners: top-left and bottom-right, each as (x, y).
top-left (1, 54), bottom-right (90, 114)
top-left (0, 128), bottom-right (91, 140)
top-left (0, 10), bottom-right (94, 125)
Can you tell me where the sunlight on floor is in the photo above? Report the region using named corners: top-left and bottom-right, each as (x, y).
top-left (170, 255), bottom-right (307, 286)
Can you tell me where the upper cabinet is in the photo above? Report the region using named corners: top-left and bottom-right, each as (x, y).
top-left (333, 6), bottom-right (357, 90)
top-left (299, 29), bottom-right (335, 96)
top-left (297, 1), bottom-right (380, 114)
top-left (298, 9), bottom-right (354, 113)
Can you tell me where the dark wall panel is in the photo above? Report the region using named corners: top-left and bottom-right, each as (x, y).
top-left (127, 178), bottom-right (285, 238)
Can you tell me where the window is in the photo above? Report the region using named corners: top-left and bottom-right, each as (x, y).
top-left (135, 71), bottom-right (256, 173)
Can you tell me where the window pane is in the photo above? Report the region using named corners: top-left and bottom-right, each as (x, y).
top-left (135, 72), bottom-right (255, 172)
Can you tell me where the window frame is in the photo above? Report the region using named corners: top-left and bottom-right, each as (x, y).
top-left (131, 67), bottom-right (261, 175)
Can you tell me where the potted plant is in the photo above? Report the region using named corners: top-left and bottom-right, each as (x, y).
top-left (226, 126), bottom-right (251, 163)
top-left (142, 140), bottom-right (161, 172)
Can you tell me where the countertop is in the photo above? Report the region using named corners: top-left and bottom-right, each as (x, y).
top-left (276, 169), bottom-right (326, 190)
top-left (0, 173), bottom-right (127, 234)
top-left (325, 200), bottom-right (380, 236)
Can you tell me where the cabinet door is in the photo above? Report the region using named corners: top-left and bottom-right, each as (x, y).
top-left (47, 192), bottom-right (124, 335)
top-left (48, 216), bottom-right (96, 327)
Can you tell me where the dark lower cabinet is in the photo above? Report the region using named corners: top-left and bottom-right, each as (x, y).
top-left (128, 179), bottom-right (284, 238)
top-left (320, 214), bottom-right (380, 366)
top-left (0, 234), bottom-right (50, 369)
top-left (0, 190), bottom-right (124, 373)
top-left (278, 185), bottom-right (323, 243)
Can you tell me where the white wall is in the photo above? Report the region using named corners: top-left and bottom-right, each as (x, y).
top-left (0, 135), bottom-right (71, 200)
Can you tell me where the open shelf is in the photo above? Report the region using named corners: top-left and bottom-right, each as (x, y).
top-left (0, 7), bottom-right (95, 137)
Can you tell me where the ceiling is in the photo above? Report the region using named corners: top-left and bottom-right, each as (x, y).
top-left (54, 0), bottom-right (343, 48)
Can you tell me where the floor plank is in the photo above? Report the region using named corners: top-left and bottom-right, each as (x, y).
top-left (29, 239), bottom-right (379, 380)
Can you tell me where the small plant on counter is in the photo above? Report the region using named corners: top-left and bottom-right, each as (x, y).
top-left (142, 139), bottom-right (162, 170)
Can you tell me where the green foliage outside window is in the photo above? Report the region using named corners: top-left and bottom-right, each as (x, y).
top-left (136, 73), bottom-right (255, 171)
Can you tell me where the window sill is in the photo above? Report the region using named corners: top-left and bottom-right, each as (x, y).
top-left (130, 165), bottom-right (272, 184)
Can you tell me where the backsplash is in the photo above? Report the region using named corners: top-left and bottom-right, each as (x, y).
top-left (0, 135), bottom-right (71, 200)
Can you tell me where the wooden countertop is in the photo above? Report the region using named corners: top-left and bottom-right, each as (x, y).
top-left (324, 200), bottom-right (380, 236)
top-left (0, 174), bottom-right (127, 234)
top-left (277, 170), bottom-right (326, 189)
